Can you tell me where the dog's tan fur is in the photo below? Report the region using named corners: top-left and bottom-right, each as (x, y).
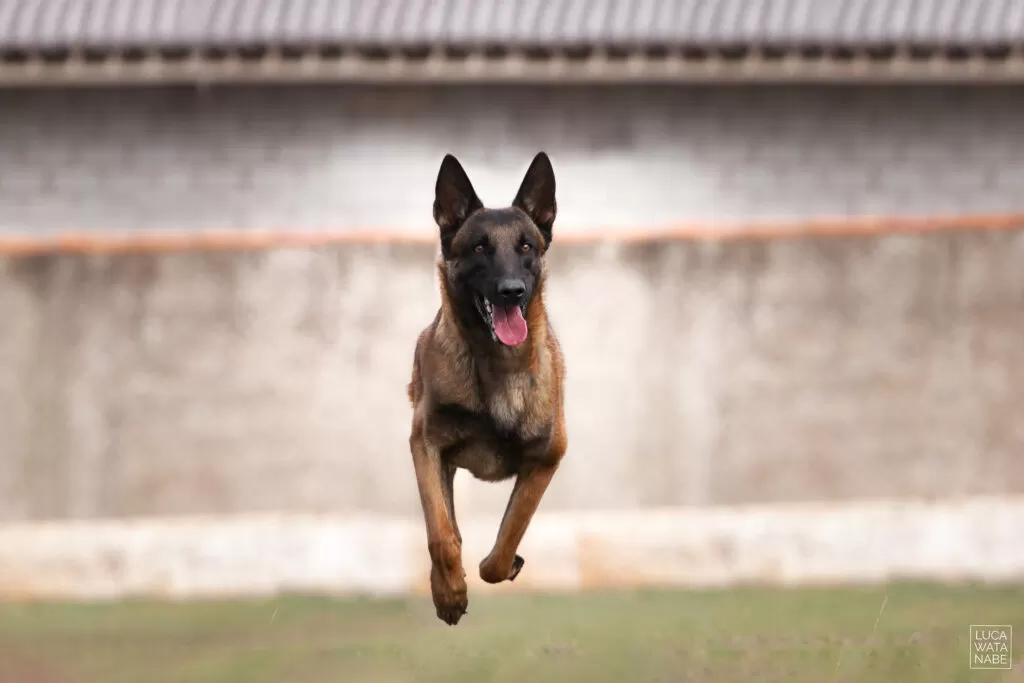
top-left (407, 152), bottom-right (566, 625)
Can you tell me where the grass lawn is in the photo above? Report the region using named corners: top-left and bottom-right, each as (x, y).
top-left (0, 583), bottom-right (1020, 683)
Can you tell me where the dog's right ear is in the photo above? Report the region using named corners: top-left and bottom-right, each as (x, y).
top-left (434, 154), bottom-right (483, 257)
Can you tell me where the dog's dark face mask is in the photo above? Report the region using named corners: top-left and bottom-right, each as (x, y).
top-left (453, 210), bottom-right (540, 346)
top-left (433, 152), bottom-right (557, 347)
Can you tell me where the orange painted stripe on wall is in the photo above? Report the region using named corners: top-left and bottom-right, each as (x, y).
top-left (0, 214), bottom-right (1022, 256)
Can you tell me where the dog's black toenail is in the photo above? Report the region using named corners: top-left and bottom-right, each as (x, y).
top-left (509, 554), bottom-right (525, 581)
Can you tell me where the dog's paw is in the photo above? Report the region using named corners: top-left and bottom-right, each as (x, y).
top-left (435, 595), bottom-right (468, 626)
top-left (479, 553), bottom-right (525, 584)
top-left (431, 566), bottom-right (468, 626)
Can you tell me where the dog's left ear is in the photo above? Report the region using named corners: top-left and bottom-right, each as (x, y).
top-left (512, 152), bottom-right (557, 247)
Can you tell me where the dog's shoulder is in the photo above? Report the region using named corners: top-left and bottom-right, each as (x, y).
top-left (407, 309), bottom-right (440, 406)
top-left (411, 310), bottom-right (483, 412)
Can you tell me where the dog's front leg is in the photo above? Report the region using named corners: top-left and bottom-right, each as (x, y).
top-left (410, 426), bottom-right (467, 625)
top-left (441, 460), bottom-right (462, 546)
top-left (479, 460), bottom-right (559, 584)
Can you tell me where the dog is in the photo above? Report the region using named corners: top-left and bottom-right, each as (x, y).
top-left (407, 152), bottom-right (567, 626)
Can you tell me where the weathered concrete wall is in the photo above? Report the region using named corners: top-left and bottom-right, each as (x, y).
top-left (1, 227), bottom-right (1023, 521)
top-left (0, 498), bottom-right (1021, 600)
top-left (2, 84), bottom-right (1024, 236)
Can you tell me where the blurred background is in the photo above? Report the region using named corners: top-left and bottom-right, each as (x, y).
top-left (0, 1), bottom-right (1022, 681)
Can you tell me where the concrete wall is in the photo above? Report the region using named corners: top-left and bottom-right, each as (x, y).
top-left (2, 498), bottom-right (1022, 600)
top-left (1, 227), bottom-right (1022, 522)
top-left (2, 84), bottom-right (1024, 236)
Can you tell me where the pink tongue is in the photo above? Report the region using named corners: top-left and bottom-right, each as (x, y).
top-left (492, 305), bottom-right (529, 346)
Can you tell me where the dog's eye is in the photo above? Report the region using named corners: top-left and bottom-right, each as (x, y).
top-left (520, 243), bottom-right (532, 253)
top-left (474, 244), bottom-right (485, 253)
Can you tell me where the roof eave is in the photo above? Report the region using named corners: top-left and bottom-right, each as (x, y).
top-left (3, 49), bottom-right (1024, 86)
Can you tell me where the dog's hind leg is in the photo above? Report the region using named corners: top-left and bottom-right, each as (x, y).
top-left (478, 457), bottom-right (561, 585)
top-left (410, 426), bottom-right (468, 625)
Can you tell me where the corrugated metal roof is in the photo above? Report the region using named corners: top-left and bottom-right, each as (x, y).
top-left (2, 0), bottom-right (1024, 52)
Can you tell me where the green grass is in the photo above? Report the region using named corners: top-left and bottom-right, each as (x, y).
top-left (0, 583), bottom-right (1020, 683)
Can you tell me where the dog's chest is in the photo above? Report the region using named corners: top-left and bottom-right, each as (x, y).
top-left (484, 372), bottom-right (534, 434)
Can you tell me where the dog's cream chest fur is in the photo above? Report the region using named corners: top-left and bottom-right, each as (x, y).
top-left (486, 371), bottom-right (533, 433)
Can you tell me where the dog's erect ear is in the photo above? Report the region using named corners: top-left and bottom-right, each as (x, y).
top-left (434, 154), bottom-right (483, 256)
top-left (512, 152), bottom-right (557, 246)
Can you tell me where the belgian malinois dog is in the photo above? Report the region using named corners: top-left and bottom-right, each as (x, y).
top-left (407, 152), bottom-right (566, 625)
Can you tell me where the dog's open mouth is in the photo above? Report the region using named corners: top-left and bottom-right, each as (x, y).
top-left (475, 296), bottom-right (529, 346)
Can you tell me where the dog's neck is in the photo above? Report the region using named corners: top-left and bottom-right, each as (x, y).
top-left (437, 260), bottom-right (548, 372)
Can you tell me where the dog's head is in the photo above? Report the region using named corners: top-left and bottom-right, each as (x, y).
top-left (433, 152), bottom-right (556, 347)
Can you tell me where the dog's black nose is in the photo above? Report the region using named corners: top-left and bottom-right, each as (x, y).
top-left (496, 279), bottom-right (526, 303)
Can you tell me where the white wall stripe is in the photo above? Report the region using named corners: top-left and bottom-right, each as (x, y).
top-left (0, 497), bottom-right (1020, 601)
